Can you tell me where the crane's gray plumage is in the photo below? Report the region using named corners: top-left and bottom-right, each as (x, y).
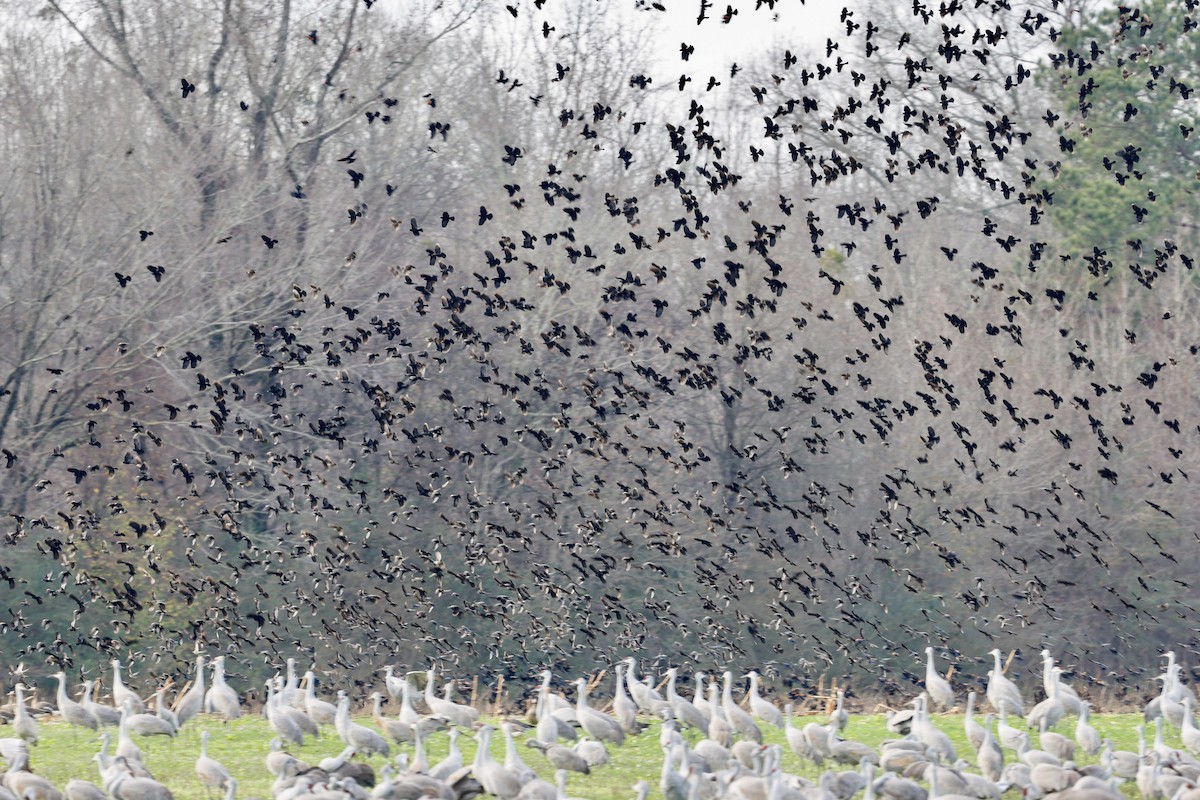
top-left (53, 672), bottom-right (98, 733)
top-left (337, 693), bottom-right (390, 757)
top-left (205, 657), bottom-right (241, 720)
top-left (195, 730), bottom-right (233, 793)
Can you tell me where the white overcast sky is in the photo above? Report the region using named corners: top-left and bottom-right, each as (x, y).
top-left (648, 0), bottom-right (845, 74)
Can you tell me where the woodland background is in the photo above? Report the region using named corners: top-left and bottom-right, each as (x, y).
top-left (1, 0), bottom-right (1198, 704)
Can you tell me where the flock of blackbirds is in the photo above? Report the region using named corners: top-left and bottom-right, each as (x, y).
top-left (4, 0), bottom-right (1199, 729)
top-left (2, 647), bottom-right (1200, 800)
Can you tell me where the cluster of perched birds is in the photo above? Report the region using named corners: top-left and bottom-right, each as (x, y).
top-left (3, 648), bottom-right (1200, 800)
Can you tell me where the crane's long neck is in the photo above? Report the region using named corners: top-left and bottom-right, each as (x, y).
top-left (413, 720), bottom-right (426, 761)
top-left (502, 724), bottom-right (518, 760)
top-left (475, 727), bottom-right (491, 769)
top-left (616, 665), bottom-right (629, 698)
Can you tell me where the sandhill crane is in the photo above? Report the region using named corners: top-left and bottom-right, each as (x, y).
top-left (0, 738), bottom-right (28, 765)
top-left (335, 692), bottom-right (389, 757)
top-left (828, 689), bottom-right (849, 732)
top-left (995, 707), bottom-right (1023, 750)
top-left (500, 721), bottom-right (537, 785)
top-left (1026, 675), bottom-right (1065, 732)
top-left (13, 683), bottom-right (39, 745)
top-left (65, 779), bottom-right (106, 800)
top-left (516, 772), bottom-right (556, 800)
top-left (396, 680), bottom-right (421, 730)
top-left (116, 709), bottom-right (145, 765)
top-left (924, 648), bottom-right (955, 710)
top-left (429, 729), bottom-right (464, 782)
top-left (105, 762), bottom-right (173, 800)
top-left (706, 684), bottom-right (732, 748)
top-left (195, 731), bottom-right (233, 796)
top-left (527, 740), bottom-right (590, 775)
top-left (173, 656), bottom-right (205, 728)
top-left (912, 696), bottom-right (956, 763)
top-left (1181, 697), bottom-right (1200, 755)
top-left (204, 657), bottom-right (240, 720)
top-left (54, 672), bottom-right (98, 734)
top-left (153, 688), bottom-right (179, 733)
top-left (535, 690), bottom-right (571, 744)
top-left (721, 671), bottom-right (763, 743)
top-left (410, 720), bottom-right (432, 774)
top-left (1075, 701), bottom-right (1102, 756)
top-left (986, 649), bottom-right (1024, 717)
top-left (612, 664), bottom-right (642, 734)
top-left (571, 678), bottom-right (624, 745)
top-left (269, 680), bottom-right (318, 740)
top-left (977, 714), bottom-right (1004, 782)
top-left (535, 671), bottom-right (575, 725)
top-left (264, 684), bottom-right (305, 747)
top-left (370, 691), bottom-right (413, 744)
top-left (827, 726), bottom-right (879, 765)
top-left (279, 659), bottom-right (300, 709)
top-left (123, 698), bottom-right (176, 738)
top-left (692, 737), bottom-right (730, 772)
top-left (785, 703), bottom-right (818, 764)
top-left (926, 755), bottom-right (975, 800)
top-left (1155, 665), bottom-right (1187, 728)
top-left (473, 724), bottom-right (524, 800)
top-left (5, 751), bottom-right (63, 800)
top-left (382, 667), bottom-right (407, 703)
top-left (573, 738), bottom-right (608, 767)
top-left (111, 661), bottom-right (144, 715)
top-left (664, 669), bottom-right (708, 731)
top-left (963, 692), bottom-right (985, 751)
top-left (1039, 718), bottom-right (1075, 762)
top-left (1039, 653), bottom-right (1081, 715)
top-left (424, 667), bottom-right (478, 728)
top-left (80, 681), bottom-right (121, 727)
top-left (623, 657), bottom-right (662, 711)
top-left (745, 671), bottom-right (783, 728)
top-left (692, 674), bottom-right (712, 722)
top-left (264, 738), bottom-right (301, 778)
top-left (302, 672), bottom-right (337, 726)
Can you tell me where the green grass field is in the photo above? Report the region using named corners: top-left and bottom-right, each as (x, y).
top-left (9, 709), bottom-right (1174, 800)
